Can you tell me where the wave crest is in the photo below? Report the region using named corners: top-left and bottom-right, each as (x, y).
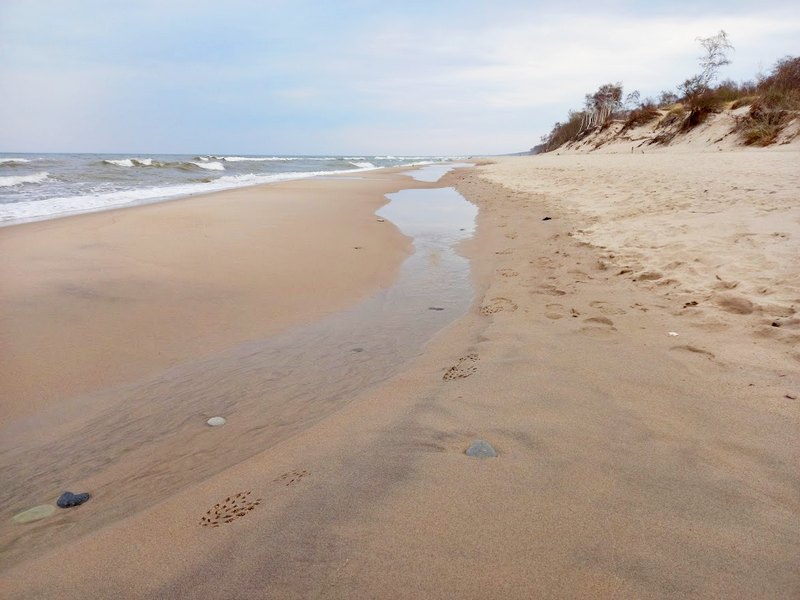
top-left (103, 158), bottom-right (156, 167)
top-left (190, 161), bottom-right (225, 171)
top-left (0, 172), bottom-right (50, 187)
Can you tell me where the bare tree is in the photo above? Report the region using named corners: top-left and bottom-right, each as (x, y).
top-left (581, 82), bottom-right (623, 129)
top-left (679, 30), bottom-right (734, 100)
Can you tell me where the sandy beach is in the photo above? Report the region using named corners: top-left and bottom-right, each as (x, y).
top-left (2, 152), bottom-right (799, 598)
top-left (0, 172), bottom-right (419, 420)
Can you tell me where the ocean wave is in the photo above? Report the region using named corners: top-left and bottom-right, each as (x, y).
top-left (190, 161), bottom-right (225, 171)
top-left (220, 156), bottom-right (288, 162)
top-left (0, 158), bottom-right (32, 165)
top-left (103, 158), bottom-right (156, 167)
top-left (349, 161), bottom-right (375, 168)
top-left (2, 164), bottom-right (384, 226)
top-left (0, 172), bottom-right (50, 187)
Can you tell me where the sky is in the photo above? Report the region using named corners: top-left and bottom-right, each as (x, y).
top-left (1, 0), bottom-right (798, 155)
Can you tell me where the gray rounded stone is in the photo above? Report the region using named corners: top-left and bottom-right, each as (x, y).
top-left (12, 504), bottom-right (56, 524)
top-left (207, 416), bottom-right (226, 427)
top-left (57, 491), bottom-right (91, 508)
top-left (465, 440), bottom-right (497, 458)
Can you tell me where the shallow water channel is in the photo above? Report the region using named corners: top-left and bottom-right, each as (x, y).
top-left (1, 172), bottom-right (478, 564)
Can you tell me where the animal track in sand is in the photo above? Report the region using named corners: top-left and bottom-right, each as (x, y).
top-left (274, 469), bottom-right (309, 487)
top-left (504, 232), bottom-right (518, 240)
top-left (498, 268), bottom-right (519, 278)
top-left (495, 248), bottom-right (514, 255)
top-left (589, 301), bottom-right (627, 316)
top-left (480, 297), bottom-right (518, 315)
top-left (199, 491), bottom-right (262, 527)
top-left (443, 354), bottom-right (479, 381)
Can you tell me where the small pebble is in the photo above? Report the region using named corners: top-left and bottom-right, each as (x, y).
top-left (465, 440), bottom-right (497, 458)
top-left (376, 218), bottom-right (385, 222)
top-left (207, 416), bottom-right (226, 427)
top-left (542, 216), bottom-right (552, 221)
top-left (12, 505), bottom-right (55, 524)
top-left (57, 491), bottom-right (91, 508)
top-left (428, 306), bottom-right (445, 311)
top-left (668, 332), bottom-right (679, 337)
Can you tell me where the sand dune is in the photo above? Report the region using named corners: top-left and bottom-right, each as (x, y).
top-left (478, 152), bottom-right (800, 373)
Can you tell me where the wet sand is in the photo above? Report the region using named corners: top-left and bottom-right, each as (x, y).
top-left (0, 171), bottom-right (419, 420)
top-left (2, 154), bottom-right (799, 598)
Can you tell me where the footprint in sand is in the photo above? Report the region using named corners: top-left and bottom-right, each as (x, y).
top-left (670, 345), bottom-right (716, 359)
top-left (199, 491), bottom-right (262, 527)
top-left (579, 316), bottom-right (617, 336)
top-left (274, 469), bottom-right (309, 487)
top-left (545, 304), bottom-right (565, 319)
top-left (589, 300), bottom-right (627, 316)
top-left (531, 284), bottom-right (567, 297)
top-left (498, 268), bottom-right (519, 278)
top-left (504, 232), bottom-right (518, 240)
top-left (495, 248), bottom-right (514, 255)
top-left (443, 354), bottom-right (479, 381)
top-left (480, 297), bottom-right (518, 315)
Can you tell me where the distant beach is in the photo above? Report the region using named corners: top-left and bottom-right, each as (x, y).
top-left (0, 154), bottom-right (461, 225)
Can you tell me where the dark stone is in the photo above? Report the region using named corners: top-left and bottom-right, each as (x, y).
top-left (428, 306), bottom-right (445, 311)
top-left (542, 217), bottom-right (552, 221)
top-left (771, 321), bottom-right (780, 327)
top-left (352, 347), bottom-right (364, 352)
top-left (57, 492), bottom-right (91, 508)
top-left (465, 440), bottom-right (497, 458)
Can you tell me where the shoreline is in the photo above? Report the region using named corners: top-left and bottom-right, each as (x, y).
top-left (0, 168), bottom-right (436, 419)
top-left (0, 158), bottom-right (458, 229)
top-left (2, 152), bottom-right (798, 598)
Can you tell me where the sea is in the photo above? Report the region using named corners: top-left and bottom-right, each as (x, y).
top-left (0, 153), bottom-right (460, 226)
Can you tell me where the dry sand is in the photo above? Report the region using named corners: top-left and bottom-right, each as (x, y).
top-left (2, 153), bottom-right (799, 598)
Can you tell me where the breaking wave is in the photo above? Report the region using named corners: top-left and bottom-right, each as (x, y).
top-left (0, 172), bottom-right (50, 187)
top-left (189, 161), bottom-right (225, 171)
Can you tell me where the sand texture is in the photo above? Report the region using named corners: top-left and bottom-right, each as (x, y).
top-left (1, 154), bottom-right (798, 599)
top-left (0, 172), bottom-right (420, 420)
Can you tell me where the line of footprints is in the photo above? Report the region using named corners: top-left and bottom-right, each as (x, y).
top-left (199, 470), bottom-right (309, 527)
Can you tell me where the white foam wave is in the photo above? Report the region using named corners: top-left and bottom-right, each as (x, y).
top-left (0, 172), bottom-right (50, 187)
top-left (211, 156), bottom-right (347, 162)
top-left (104, 158), bottom-right (133, 167)
top-left (103, 158), bottom-right (156, 167)
top-left (349, 161), bottom-right (375, 168)
top-left (1, 164), bottom-right (381, 226)
top-left (219, 156), bottom-right (288, 162)
top-left (0, 158), bottom-right (32, 165)
top-left (190, 161), bottom-right (225, 171)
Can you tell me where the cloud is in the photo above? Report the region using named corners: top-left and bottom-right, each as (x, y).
top-left (1, 1), bottom-right (799, 154)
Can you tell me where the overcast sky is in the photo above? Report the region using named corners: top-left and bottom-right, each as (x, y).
top-left (1, 0), bottom-right (798, 155)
